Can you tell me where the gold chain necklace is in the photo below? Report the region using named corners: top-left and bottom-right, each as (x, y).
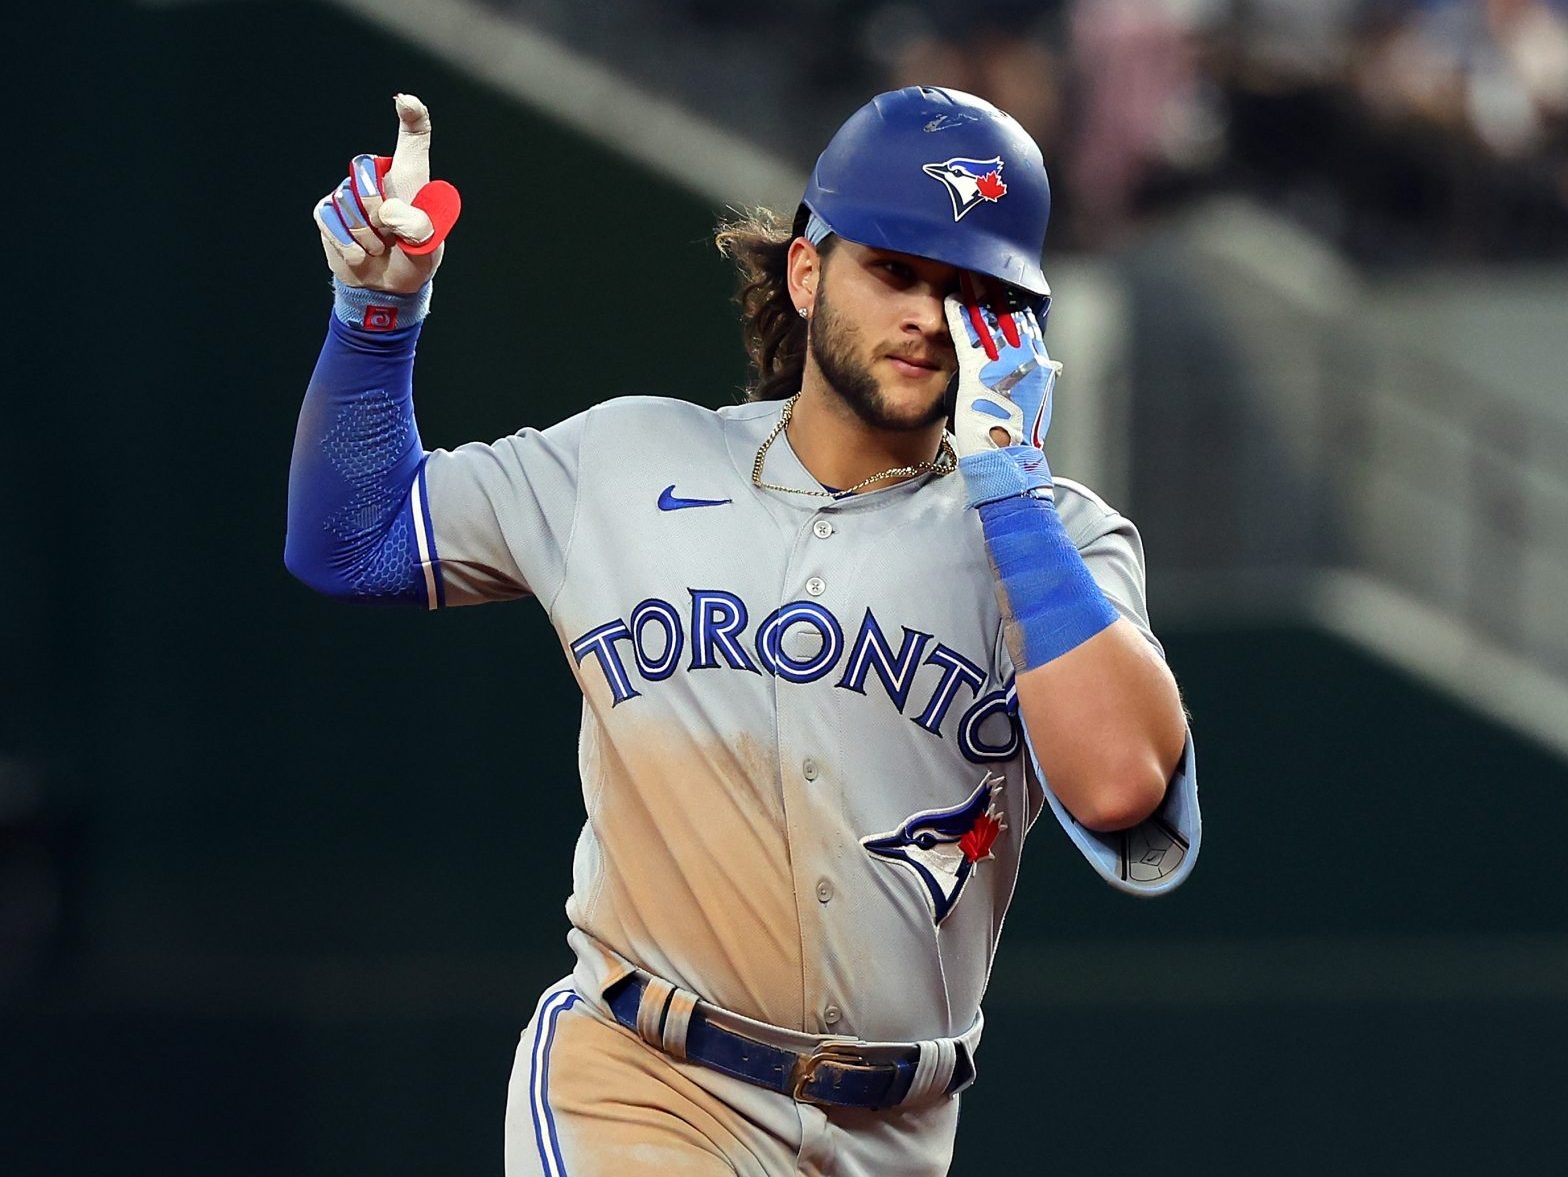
top-left (751, 394), bottom-right (957, 499)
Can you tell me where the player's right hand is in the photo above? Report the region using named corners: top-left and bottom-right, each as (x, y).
top-left (313, 93), bottom-right (461, 294)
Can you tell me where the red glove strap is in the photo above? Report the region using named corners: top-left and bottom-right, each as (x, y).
top-left (399, 180), bottom-right (462, 256)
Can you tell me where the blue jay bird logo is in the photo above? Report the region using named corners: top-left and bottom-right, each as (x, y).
top-left (862, 775), bottom-right (1007, 925)
top-left (921, 156), bottom-right (1009, 222)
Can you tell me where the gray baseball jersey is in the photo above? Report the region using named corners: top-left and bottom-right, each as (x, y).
top-left (423, 395), bottom-right (1169, 1043)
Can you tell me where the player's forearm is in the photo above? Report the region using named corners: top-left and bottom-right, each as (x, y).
top-left (284, 282), bottom-right (441, 607)
top-left (959, 452), bottom-right (1183, 832)
top-left (1013, 620), bottom-right (1185, 832)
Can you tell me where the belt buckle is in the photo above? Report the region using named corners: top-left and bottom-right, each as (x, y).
top-left (790, 1038), bottom-right (883, 1107)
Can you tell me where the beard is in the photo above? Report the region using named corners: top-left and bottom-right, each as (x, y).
top-left (807, 288), bottom-right (951, 432)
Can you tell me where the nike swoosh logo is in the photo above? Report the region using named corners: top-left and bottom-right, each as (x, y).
top-left (658, 485), bottom-right (732, 511)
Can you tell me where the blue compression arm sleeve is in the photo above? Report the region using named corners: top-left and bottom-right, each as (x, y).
top-left (959, 447), bottom-right (1118, 669)
top-left (284, 280), bottom-right (443, 608)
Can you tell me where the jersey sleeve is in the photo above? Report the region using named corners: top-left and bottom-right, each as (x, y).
top-left (1052, 477), bottom-right (1162, 657)
top-left (421, 406), bottom-right (593, 609)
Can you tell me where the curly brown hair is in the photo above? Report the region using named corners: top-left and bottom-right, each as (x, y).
top-left (713, 204), bottom-right (836, 402)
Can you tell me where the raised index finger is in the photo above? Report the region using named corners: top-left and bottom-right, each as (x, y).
top-left (385, 92), bottom-right (432, 200)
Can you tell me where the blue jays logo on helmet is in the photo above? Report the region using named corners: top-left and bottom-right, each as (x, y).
top-left (861, 775), bottom-right (1007, 925)
top-left (921, 156), bottom-right (1009, 222)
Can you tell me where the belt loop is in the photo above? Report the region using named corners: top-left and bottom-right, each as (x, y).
top-left (661, 989), bottom-right (700, 1060)
top-left (952, 1010), bottom-right (984, 1095)
top-left (635, 976), bottom-right (677, 1048)
top-left (901, 1038), bottom-right (957, 1106)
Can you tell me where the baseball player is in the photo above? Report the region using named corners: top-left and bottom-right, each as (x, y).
top-left (289, 87), bottom-right (1200, 1176)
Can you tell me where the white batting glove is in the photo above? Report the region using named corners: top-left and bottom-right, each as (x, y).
top-left (312, 93), bottom-right (462, 294)
top-left (945, 276), bottom-right (1060, 458)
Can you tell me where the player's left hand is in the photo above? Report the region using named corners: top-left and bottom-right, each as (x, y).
top-left (945, 277), bottom-right (1060, 459)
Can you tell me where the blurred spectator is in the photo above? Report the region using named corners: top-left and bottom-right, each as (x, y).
top-left (1215, 0), bottom-right (1568, 261)
top-left (1356, 0), bottom-right (1568, 160)
top-left (1065, 0), bottom-right (1226, 245)
top-left (494, 0), bottom-right (1568, 262)
top-left (857, 0), bottom-right (1226, 247)
top-left (862, 1), bottom-right (1068, 154)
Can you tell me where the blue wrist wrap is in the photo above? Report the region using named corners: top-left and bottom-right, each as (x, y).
top-left (332, 278), bottom-right (432, 331)
top-left (960, 450), bottom-right (1119, 669)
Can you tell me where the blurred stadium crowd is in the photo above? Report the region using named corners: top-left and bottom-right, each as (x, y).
top-left (489, 0), bottom-right (1568, 263)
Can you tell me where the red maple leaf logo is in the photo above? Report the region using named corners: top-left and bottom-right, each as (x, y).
top-left (976, 171), bottom-right (1007, 201)
top-left (959, 814), bottom-right (1002, 863)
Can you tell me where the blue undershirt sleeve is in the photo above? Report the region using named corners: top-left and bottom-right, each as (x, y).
top-left (284, 281), bottom-right (442, 609)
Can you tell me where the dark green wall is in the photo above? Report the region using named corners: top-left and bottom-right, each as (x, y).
top-left (6, 3), bottom-right (1567, 1174)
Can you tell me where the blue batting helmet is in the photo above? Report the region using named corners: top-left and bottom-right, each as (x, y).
top-left (802, 86), bottom-right (1052, 299)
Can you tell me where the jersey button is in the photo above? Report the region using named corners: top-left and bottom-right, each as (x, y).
top-left (812, 520), bottom-right (834, 539)
top-left (816, 879), bottom-right (833, 903)
top-left (823, 1005), bottom-right (842, 1027)
top-left (805, 577), bottom-right (826, 596)
top-left (802, 758), bottom-right (819, 781)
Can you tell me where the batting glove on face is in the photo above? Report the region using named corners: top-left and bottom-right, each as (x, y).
top-left (313, 93), bottom-right (462, 294)
top-left (945, 276), bottom-right (1061, 459)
